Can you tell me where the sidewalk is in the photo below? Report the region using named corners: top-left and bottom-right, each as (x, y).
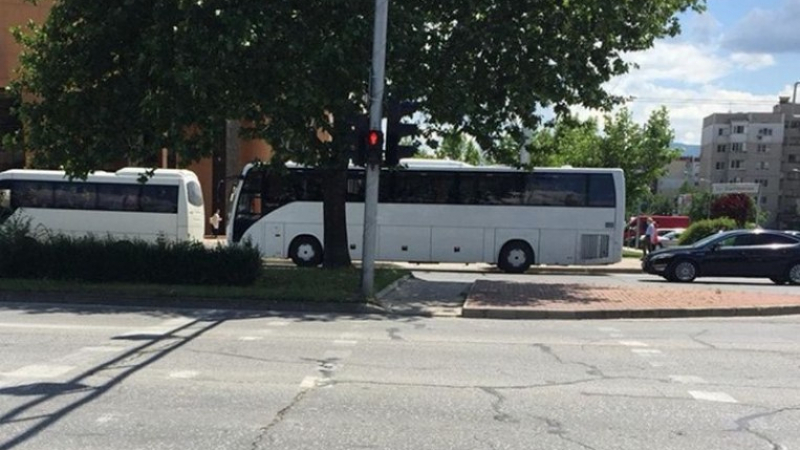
top-left (460, 279), bottom-right (800, 320)
top-left (376, 262), bottom-right (800, 319)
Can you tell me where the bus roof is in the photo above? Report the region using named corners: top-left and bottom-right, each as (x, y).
top-left (0, 167), bottom-right (197, 183)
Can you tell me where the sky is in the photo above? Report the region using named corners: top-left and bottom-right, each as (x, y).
top-left (581, 0), bottom-right (800, 145)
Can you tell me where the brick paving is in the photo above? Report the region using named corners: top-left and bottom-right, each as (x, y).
top-left (463, 280), bottom-right (800, 319)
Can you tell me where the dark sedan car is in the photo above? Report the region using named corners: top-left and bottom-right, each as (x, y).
top-left (641, 229), bottom-right (800, 284)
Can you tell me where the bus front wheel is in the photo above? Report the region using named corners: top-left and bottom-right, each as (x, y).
top-left (289, 235), bottom-right (324, 267)
top-left (498, 241), bottom-right (533, 274)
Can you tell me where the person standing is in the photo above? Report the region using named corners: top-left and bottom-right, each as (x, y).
top-left (209, 210), bottom-right (222, 238)
top-left (643, 217), bottom-right (657, 255)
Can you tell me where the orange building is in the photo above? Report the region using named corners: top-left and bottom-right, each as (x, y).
top-left (0, 0), bottom-right (271, 235)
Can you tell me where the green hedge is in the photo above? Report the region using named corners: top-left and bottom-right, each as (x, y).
top-left (0, 219), bottom-right (262, 285)
top-left (677, 217), bottom-right (738, 246)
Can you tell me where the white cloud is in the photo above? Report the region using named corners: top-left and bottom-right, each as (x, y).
top-left (729, 52), bottom-right (776, 70)
top-left (723, 0), bottom-right (800, 53)
top-left (620, 42), bottom-right (730, 84)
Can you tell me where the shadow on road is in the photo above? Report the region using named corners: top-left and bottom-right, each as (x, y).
top-left (0, 316), bottom-right (224, 450)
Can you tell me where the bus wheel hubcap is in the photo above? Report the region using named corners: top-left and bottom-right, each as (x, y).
top-left (507, 249), bottom-right (526, 266)
top-left (297, 244), bottom-right (315, 261)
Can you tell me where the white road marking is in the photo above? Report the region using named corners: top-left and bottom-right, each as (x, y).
top-left (670, 375), bottom-right (707, 384)
top-left (598, 327), bottom-right (620, 333)
top-left (79, 346), bottom-right (130, 353)
top-left (3, 364), bottom-right (74, 379)
top-left (689, 390), bottom-right (737, 403)
top-left (238, 336), bottom-right (264, 341)
top-left (649, 361), bottom-right (667, 368)
top-left (96, 413), bottom-right (117, 424)
top-left (0, 323), bottom-right (127, 331)
top-left (339, 332), bottom-right (362, 340)
top-left (300, 376), bottom-right (318, 389)
top-left (168, 370), bottom-right (199, 379)
top-left (333, 340), bottom-right (358, 346)
top-left (323, 350), bottom-right (352, 360)
top-left (267, 321), bottom-right (290, 327)
top-left (159, 317), bottom-right (194, 327)
top-left (619, 341), bottom-right (648, 347)
top-left (632, 349), bottom-right (663, 356)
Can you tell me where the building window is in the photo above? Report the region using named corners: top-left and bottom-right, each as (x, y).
top-left (757, 144), bottom-right (768, 153)
top-left (731, 142), bottom-right (744, 153)
top-left (731, 177), bottom-right (743, 183)
top-left (718, 128), bottom-right (725, 136)
top-left (790, 155), bottom-right (797, 163)
top-left (756, 179), bottom-right (768, 187)
top-left (730, 160), bottom-right (743, 169)
top-left (733, 125), bottom-right (745, 134)
top-left (717, 144), bottom-right (726, 153)
top-left (756, 161), bottom-right (769, 170)
top-left (715, 162), bottom-right (725, 170)
top-left (758, 127), bottom-right (773, 136)
top-left (761, 197), bottom-right (767, 204)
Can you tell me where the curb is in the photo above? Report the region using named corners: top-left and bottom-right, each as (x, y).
top-left (0, 291), bottom-right (385, 316)
top-left (460, 303), bottom-right (800, 320)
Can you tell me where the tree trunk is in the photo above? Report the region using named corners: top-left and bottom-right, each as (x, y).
top-left (321, 166), bottom-right (352, 269)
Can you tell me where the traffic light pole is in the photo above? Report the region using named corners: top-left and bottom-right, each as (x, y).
top-left (361, 0), bottom-right (388, 298)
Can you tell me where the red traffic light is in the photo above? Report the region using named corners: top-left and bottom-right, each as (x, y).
top-left (367, 130), bottom-right (383, 149)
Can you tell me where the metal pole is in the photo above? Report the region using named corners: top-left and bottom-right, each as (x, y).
top-left (361, 0), bottom-right (388, 298)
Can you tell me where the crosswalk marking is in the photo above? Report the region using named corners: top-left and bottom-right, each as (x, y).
top-left (689, 390), bottom-right (737, 403)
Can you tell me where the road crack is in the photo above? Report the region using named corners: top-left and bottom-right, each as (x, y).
top-left (734, 407), bottom-right (800, 450)
top-left (250, 389), bottom-right (311, 450)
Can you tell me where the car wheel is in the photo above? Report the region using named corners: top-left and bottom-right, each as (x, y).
top-left (498, 240), bottom-right (533, 274)
top-left (770, 277), bottom-right (788, 285)
top-left (669, 260), bottom-right (697, 283)
top-left (288, 235), bottom-right (323, 267)
top-left (786, 262), bottom-right (800, 285)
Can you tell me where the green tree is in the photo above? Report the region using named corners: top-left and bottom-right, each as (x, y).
top-left (434, 132), bottom-right (484, 166)
top-left (5, 0), bottom-right (704, 268)
top-left (710, 193), bottom-right (755, 227)
top-left (526, 108), bottom-right (680, 212)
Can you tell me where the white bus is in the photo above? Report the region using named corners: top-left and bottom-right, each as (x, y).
top-left (0, 167), bottom-right (205, 242)
top-left (227, 159), bottom-right (625, 273)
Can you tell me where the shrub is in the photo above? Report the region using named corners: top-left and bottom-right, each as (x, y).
top-left (0, 220), bottom-right (262, 285)
top-left (677, 217), bottom-right (738, 246)
top-left (710, 193), bottom-right (754, 226)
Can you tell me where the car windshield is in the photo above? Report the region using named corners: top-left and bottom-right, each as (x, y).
top-left (691, 230), bottom-right (738, 248)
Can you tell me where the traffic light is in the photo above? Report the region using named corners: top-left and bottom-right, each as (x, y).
top-left (365, 129), bottom-right (383, 165)
top-left (346, 114), bottom-right (370, 167)
top-left (385, 101), bottom-right (420, 166)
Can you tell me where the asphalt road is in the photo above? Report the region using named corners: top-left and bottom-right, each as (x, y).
top-left (1, 302), bottom-right (799, 450)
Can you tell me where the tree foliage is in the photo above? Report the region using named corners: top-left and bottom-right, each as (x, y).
top-left (526, 107), bottom-right (681, 212)
top-left (710, 193), bottom-right (754, 227)
top-left (5, 0), bottom-right (705, 267)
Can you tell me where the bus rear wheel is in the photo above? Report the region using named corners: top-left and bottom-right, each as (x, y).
top-left (498, 241), bottom-right (533, 274)
top-left (289, 236), bottom-right (323, 267)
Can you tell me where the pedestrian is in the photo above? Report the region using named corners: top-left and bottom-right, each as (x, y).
top-left (643, 217), bottom-right (656, 257)
top-left (209, 210), bottom-right (222, 238)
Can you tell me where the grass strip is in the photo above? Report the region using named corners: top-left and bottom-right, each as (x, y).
top-left (0, 267), bottom-right (409, 303)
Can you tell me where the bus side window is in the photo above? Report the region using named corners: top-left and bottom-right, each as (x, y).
top-left (15, 181), bottom-right (54, 208)
top-left (97, 184), bottom-right (140, 212)
top-left (54, 183), bottom-right (97, 210)
top-left (141, 185), bottom-right (178, 213)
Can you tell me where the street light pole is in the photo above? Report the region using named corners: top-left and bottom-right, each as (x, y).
top-left (361, 0), bottom-right (388, 299)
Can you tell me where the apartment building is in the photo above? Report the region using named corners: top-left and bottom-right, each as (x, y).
top-left (699, 97), bottom-right (800, 228)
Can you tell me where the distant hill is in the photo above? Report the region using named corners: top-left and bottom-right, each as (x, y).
top-left (671, 142), bottom-right (700, 158)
